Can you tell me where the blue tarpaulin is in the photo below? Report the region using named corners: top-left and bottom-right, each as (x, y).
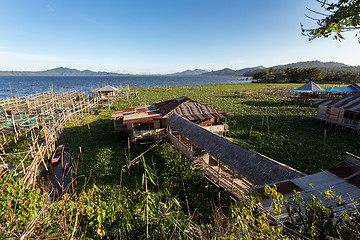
top-left (314, 86), bottom-right (358, 93)
top-left (288, 82), bottom-right (360, 93)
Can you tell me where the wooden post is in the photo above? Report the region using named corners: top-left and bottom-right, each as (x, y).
top-left (217, 160), bottom-right (221, 184)
top-left (128, 137), bottom-right (131, 162)
top-left (323, 129), bottom-right (327, 152)
top-left (79, 147), bottom-right (84, 162)
top-left (71, 100), bottom-right (77, 120)
top-left (266, 112), bottom-right (270, 135)
top-left (87, 123), bottom-right (92, 140)
top-left (218, 189), bottom-right (221, 206)
top-left (248, 125), bottom-right (253, 141)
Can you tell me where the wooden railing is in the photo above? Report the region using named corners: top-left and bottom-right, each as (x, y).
top-left (132, 128), bottom-right (166, 140)
top-left (167, 131), bottom-right (252, 200)
top-left (202, 124), bottom-right (228, 133)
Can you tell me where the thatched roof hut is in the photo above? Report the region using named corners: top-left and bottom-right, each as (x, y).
top-left (166, 113), bottom-right (305, 185)
top-left (98, 85), bottom-right (119, 98)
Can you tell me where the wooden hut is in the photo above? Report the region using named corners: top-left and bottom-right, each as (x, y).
top-left (314, 95), bottom-right (360, 131)
top-left (111, 97), bottom-right (230, 142)
top-left (98, 85), bottom-right (119, 99)
top-left (166, 113), bottom-right (305, 187)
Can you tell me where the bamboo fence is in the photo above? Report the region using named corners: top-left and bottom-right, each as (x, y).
top-left (0, 86), bottom-right (124, 188)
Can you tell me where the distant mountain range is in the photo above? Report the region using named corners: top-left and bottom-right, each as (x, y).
top-left (200, 61), bottom-right (358, 77)
top-left (202, 66), bottom-right (265, 77)
top-left (0, 61), bottom-right (357, 77)
top-left (170, 69), bottom-right (209, 75)
top-left (272, 61), bottom-right (349, 69)
top-left (0, 67), bottom-right (124, 76)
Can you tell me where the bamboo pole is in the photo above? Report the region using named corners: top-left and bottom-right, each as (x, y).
top-left (11, 114), bottom-right (19, 141)
top-left (2, 132), bottom-right (6, 144)
top-left (0, 143), bottom-right (5, 154)
top-left (0, 155), bottom-right (9, 171)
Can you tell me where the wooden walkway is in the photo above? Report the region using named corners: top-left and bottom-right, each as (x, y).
top-left (307, 115), bottom-right (360, 134)
top-left (167, 131), bottom-right (253, 200)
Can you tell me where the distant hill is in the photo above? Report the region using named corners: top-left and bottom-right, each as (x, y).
top-left (0, 67), bottom-right (124, 76)
top-left (235, 66), bottom-right (266, 75)
top-left (1, 61), bottom-right (358, 77)
top-left (170, 69), bottom-right (209, 75)
top-left (243, 61), bottom-right (360, 77)
top-left (272, 61), bottom-right (349, 69)
top-left (203, 66), bottom-right (265, 77)
top-left (202, 68), bottom-right (240, 76)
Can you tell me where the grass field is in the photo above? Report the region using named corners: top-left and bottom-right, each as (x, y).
top-left (59, 82), bottom-right (360, 190)
top-left (2, 82), bottom-right (360, 239)
top-left (114, 83), bottom-right (360, 174)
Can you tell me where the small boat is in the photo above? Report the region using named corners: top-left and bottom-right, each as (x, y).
top-left (51, 142), bottom-right (70, 165)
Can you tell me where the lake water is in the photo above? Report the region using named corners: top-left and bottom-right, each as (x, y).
top-left (0, 75), bottom-right (249, 100)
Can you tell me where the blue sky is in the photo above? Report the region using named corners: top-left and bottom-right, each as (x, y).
top-left (0, 0), bottom-right (359, 74)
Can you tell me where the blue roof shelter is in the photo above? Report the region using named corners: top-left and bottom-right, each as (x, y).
top-left (314, 83), bottom-right (360, 93)
top-left (287, 81), bottom-right (324, 92)
top-left (288, 82), bottom-right (360, 93)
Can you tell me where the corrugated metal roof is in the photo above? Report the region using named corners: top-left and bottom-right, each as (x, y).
top-left (328, 161), bottom-right (360, 179)
top-left (98, 85), bottom-right (118, 92)
top-left (254, 181), bottom-right (302, 200)
top-left (301, 180), bottom-right (360, 215)
top-left (347, 174), bottom-right (360, 188)
top-left (155, 97), bottom-right (191, 115)
top-left (167, 101), bottom-right (230, 120)
top-left (330, 181), bottom-right (360, 213)
top-left (352, 83), bottom-right (360, 91)
top-left (315, 95), bottom-right (360, 112)
top-left (111, 105), bottom-right (163, 124)
top-left (111, 97), bottom-right (229, 124)
top-left (291, 171), bottom-right (342, 192)
top-left (259, 169), bottom-right (360, 222)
